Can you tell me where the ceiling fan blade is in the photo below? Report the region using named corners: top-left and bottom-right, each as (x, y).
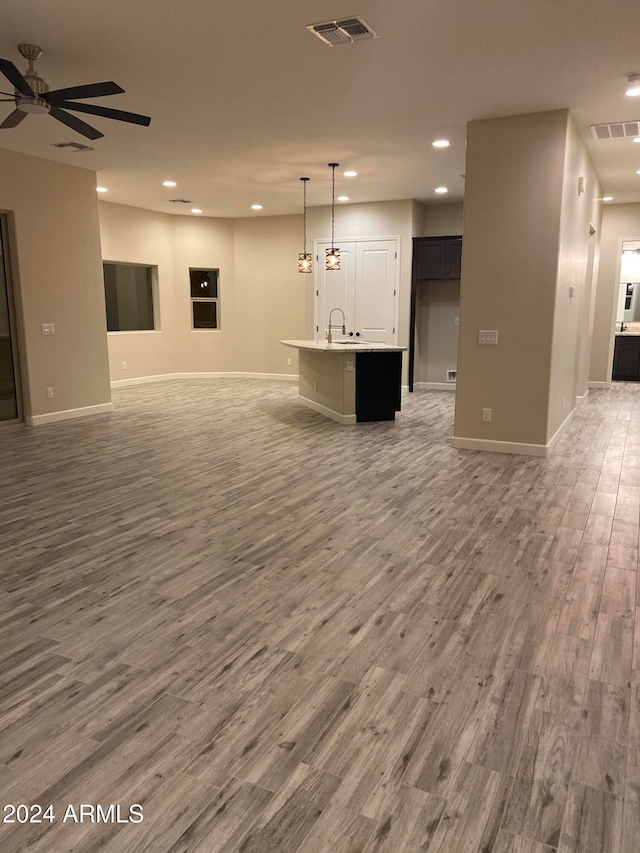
top-left (57, 100), bottom-right (151, 127)
top-left (0, 98), bottom-right (17, 103)
top-left (0, 109), bottom-right (27, 129)
top-left (49, 106), bottom-right (104, 140)
top-left (46, 81), bottom-right (125, 104)
top-left (0, 58), bottom-right (35, 97)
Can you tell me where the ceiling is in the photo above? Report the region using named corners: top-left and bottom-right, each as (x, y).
top-left (2, 0), bottom-right (640, 218)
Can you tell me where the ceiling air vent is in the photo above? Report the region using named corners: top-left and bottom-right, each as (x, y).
top-left (590, 121), bottom-right (640, 140)
top-left (307, 16), bottom-right (378, 46)
top-left (168, 198), bottom-right (194, 204)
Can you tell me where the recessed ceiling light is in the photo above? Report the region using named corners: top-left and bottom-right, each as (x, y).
top-left (163, 180), bottom-right (177, 187)
top-left (96, 186), bottom-right (108, 193)
top-left (432, 140), bottom-right (450, 148)
top-left (251, 204), bottom-right (263, 210)
top-left (343, 170), bottom-right (358, 177)
top-left (625, 73), bottom-right (640, 96)
top-left (191, 208), bottom-right (202, 214)
top-left (435, 186), bottom-right (448, 194)
top-left (602, 196), bottom-right (614, 201)
top-left (337, 195), bottom-right (350, 202)
top-left (636, 170), bottom-right (640, 175)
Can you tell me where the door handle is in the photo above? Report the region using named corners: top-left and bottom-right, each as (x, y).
top-left (348, 331), bottom-right (354, 336)
top-left (355, 332), bottom-right (360, 337)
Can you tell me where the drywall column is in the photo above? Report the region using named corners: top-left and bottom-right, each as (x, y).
top-left (0, 149), bottom-right (112, 424)
top-left (454, 110), bottom-right (569, 455)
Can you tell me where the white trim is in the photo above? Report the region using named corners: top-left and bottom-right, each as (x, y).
top-left (111, 371), bottom-right (298, 389)
top-left (298, 394), bottom-right (356, 425)
top-left (576, 389), bottom-right (589, 405)
top-left (27, 402), bottom-right (114, 426)
top-left (588, 380), bottom-right (611, 389)
top-left (414, 381), bottom-right (456, 392)
top-left (452, 409), bottom-right (575, 458)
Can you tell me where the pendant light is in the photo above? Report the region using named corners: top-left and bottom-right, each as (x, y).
top-left (298, 177), bottom-right (312, 273)
top-left (326, 163), bottom-right (340, 270)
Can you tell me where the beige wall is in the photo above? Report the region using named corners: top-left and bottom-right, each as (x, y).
top-left (548, 113), bottom-right (601, 437)
top-left (232, 215), bottom-right (306, 376)
top-left (591, 203), bottom-right (640, 384)
top-left (99, 203), bottom-right (306, 381)
top-left (455, 110), bottom-right (571, 448)
top-left (0, 148), bottom-right (111, 420)
top-left (416, 281), bottom-right (460, 385)
top-left (420, 202), bottom-right (464, 237)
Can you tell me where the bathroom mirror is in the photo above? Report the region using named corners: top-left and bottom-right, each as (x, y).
top-left (617, 240), bottom-right (640, 329)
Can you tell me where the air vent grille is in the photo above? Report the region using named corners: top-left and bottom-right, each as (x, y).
top-left (307, 16), bottom-right (378, 46)
top-left (168, 198), bottom-right (194, 204)
top-left (590, 121), bottom-right (640, 141)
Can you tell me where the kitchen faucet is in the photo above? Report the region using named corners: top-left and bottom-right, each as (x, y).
top-left (326, 307), bottom-right (346, 344)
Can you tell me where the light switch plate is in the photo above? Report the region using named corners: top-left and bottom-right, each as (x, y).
top-left (479, 330), bottom-right (498, 344)
top-left (41, 323), bottom-right (55, 335)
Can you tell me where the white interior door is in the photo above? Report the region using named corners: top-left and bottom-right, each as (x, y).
top-left (354, 240), bottom-right (397, 343)
top-left (315, 241), bottom-right (355, 341)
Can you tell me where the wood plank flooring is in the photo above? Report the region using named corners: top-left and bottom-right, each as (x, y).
top-left (0, 378), bottom-right (639, 852)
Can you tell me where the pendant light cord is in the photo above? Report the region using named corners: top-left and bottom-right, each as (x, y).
top-left (303, 178), bottom-right (308, 256)
top-left (331, 164), bottom-right (336, 250)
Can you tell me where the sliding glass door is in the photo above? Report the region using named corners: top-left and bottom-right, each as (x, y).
top-left (0, 216), bottom-right (20, 422)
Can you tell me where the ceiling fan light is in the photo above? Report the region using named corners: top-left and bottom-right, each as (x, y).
top-left (625, 74), bottom-right (640, 96)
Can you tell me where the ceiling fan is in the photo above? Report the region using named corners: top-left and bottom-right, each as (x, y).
top-left (0, 44), bottom-right (151, 140)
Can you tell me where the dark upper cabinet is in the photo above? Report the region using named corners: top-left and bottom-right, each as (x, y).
top-left (414, 236), bottom-right (462, 280)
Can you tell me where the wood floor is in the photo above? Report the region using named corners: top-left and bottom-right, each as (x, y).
top-left (1, 379), bottom-right (639, 852)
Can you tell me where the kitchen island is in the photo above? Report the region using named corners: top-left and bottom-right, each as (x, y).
top-left (281, 340), bottom-right (406, 424)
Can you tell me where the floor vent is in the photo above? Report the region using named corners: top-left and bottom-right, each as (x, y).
top-left (307, 17), bottom-right (378, 46)
top-left (590, 121), bottom-right (640, 140)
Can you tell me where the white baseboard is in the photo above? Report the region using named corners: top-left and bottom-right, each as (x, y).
top-left (27, 402), bottom-right (113, 426)
top-left (576, 389), bottom-right (589, 405)
top-left (452, 408), bottom-right (575, 458)
top-left (414, 381), bottom-right (456, 392)
top-left (111, 371), bottom-right (298, 389)
top-left (298, 395), bottom-right (356, 425)
top-left (588, 380), bottom-right (611, 389)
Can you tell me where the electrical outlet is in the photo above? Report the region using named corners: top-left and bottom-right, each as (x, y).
top-left (454, 317), bottom-right (459, 326)
top-left (482, 408), bottom-right (492, 422)
top-left (46, 387), bottom-right (54, 399)
top-left (287, 358), bottom-right (292, 366)
top-left (123, 361), bottom-right (128, 370)
top-left (346, 360), bottom-right (354, 372)
top-left (313, 380), bottom-right (317, 391)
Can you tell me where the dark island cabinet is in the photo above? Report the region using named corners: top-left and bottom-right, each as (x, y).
top-left (414, 236), bottom-right (462, 280)
top-left (612, 335), bottom-right (640, 381)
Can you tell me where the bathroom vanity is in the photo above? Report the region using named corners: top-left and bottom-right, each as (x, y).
top-left (281, 340), bottom-right (406, 424)
top-left (612, 324), bottom-right (640, 381)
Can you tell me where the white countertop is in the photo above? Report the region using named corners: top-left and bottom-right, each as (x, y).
top-left (281, 339), bottom-right (406, 353)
